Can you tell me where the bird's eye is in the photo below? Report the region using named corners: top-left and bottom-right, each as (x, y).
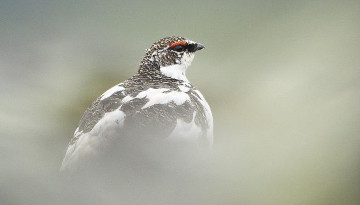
top-left (169, 41), bottom-right (188, 52)
top-left (172, 45), bottom-right (186, 52)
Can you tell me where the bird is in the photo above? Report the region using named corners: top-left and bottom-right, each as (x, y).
top-left (60, 36), bottom-right (213, 173)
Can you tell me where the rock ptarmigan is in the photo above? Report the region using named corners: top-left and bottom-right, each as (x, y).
top-left (61, 36), bottom-right (213, 173)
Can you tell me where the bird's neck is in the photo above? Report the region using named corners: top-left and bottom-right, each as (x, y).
top-left (137, 56), bottom-right (189, 83)
top-left (137, 57), bottom-right (161, 77)
top-left (159, 64), bottom-right (189, 82)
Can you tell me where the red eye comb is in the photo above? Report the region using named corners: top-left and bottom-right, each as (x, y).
top-left (169, 41), bottom-right (187, 48)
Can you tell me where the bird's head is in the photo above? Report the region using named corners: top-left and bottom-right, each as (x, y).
top-left (139, 36), bottom-right (205, 82)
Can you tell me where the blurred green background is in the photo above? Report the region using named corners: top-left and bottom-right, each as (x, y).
top-left (1, 0), bottom-right (359, 204)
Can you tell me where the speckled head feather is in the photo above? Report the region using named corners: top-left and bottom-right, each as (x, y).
top-left (138, 36), bottom-right (205, 79)
top-left (144, 36), bottom-right (187, 56)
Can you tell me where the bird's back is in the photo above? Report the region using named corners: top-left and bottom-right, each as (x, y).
top-left (61, 78), bottom-right (213, 173)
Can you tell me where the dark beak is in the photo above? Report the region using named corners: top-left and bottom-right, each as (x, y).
top-left (189, 43), bottom-right (205, 52)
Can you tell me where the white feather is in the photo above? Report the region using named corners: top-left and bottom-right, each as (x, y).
top-left (178, 83), bottom-right (191, 92)
top-left (100, 84), bottom-right (125, 100)
top-left (135, 88), bottom-right (190, 109)
top-left (160, 52), bottom-right (194, 82)
top-left (61, 109), bottom-right (126, 172)
top-left (166, 112), bottom-right (202, 143)
top-left (192, 90), bottom-right (214, 146)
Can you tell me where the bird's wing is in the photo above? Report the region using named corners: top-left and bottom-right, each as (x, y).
top-left (61, 84), bottom-right (212, 172)
top-left (61, 83), bottom-right (128, 172)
